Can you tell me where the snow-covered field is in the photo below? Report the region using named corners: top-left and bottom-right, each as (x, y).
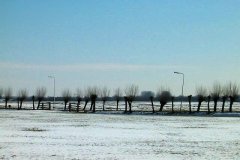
top-left (0, 109), bottom-right (240, 160)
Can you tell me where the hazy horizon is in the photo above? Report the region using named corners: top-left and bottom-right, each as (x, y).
top-left (1, 0), bottom-right (239, 96)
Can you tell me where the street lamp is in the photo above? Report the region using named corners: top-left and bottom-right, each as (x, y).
top-left (174, 72), bottom-right (184, 111)
top-left (48, 75), bottom-right (55, 108)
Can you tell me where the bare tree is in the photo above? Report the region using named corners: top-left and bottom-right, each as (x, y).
top-left (76, 88), bottom-right (83, 112)
top-left (124, 84), bottom-right (139, 113)
top-left (4, 88), bottom-right (12, 108)
top-left (156, 87), bottom-right (172, 112)
top-left (228, 82), bottom-right (239, 112)
top-left (100, 87), bottom-right (110, 111)
top-left (36, 87), bottom-right (47, 109)
top-left (17, 89), bottom-right (28, 110)
top-left (114, 88), bottom-right (122, 111)
top-left (210, 82), bottom-right (222, 112)
top-left (221, 84), bottom-right (230, 112)
top-left (62, 89), bottom-right (72, 111)
top-left (195, 86), bottom-right (207, 112)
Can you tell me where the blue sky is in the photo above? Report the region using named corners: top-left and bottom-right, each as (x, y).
top-left (0, 0), bottom-right (240, 96)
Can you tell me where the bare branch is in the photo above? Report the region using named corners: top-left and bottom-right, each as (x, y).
top-left (114, 87), bottom-right (122, 100)
top-left (36, 87), bottom-right (47, 100)
top-left (17, 89), bottom-right (28, 101)
top-left (62, 89), bottom-right (72, 102)
top-left (4, 88), bottom-right (12, 101)
top-left (100, 86), bottom-right (110, 101)
top-left (124, 84), bottom-right (139, 99)
top-left (210, 82), bottom-right (222, 100)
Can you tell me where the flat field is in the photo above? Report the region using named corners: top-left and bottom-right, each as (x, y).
top-left (0, 109), bottom-right (240, 160)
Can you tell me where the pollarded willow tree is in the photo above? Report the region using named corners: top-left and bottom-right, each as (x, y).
top-left (100, 86), bottom-right (110, 111)
top-left (17, 89), bottom-right (28, 110)
top-left (196, 86), bottom-right (207, 112)
top-left (228, 82), bottom-right (239, 112)
top-left (36, 87), bottom-right (47, 109)
top-left (210, 82), bottom-right (222, 112)
top-left (4, 88), bottom-right (12, 108)
top-left (114, 87), bottom-right (122, 111)
top-left (88, 86), bottom-right (98, 112)
top-left (156, 87), bottom-right (172, 112)
top-left (124, 84), bottom-right (139, 113)
top-left (76, 88), bottom-right (83, 112)
top-left (62, 89), bottom-right (72, 111)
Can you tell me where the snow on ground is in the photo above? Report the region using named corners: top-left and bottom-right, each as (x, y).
top-left (0, 109), bottom-right (240, 160)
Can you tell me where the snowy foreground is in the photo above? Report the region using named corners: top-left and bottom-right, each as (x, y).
top-left (0, 110), bottom-right (240, 160)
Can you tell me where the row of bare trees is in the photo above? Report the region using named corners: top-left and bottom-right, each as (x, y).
top-left (0, 87), bottom-right (46, 110)
top-left (193, 82), bottom-right (239, 113)
top-left (0, 82), bottom-right (239, 113)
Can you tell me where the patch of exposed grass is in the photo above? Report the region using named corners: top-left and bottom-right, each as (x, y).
top-left (22, 127), bottom-right (47, 132)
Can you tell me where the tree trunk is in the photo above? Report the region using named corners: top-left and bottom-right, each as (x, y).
top-left (229, 97), bottom-right (234, 112)
top-left (32, 98), bottom-right (35, 110)
top-left (116, 100), bottom-right (119, 111)
top-left (102, 100), bottom-right (105, 111)
top-left (37, 100), bottom-right (41, 110)
top-left (150, 97), bottom-right (154, 113)
top-left (77, 100), bottom-right (80, 112)
top-left (83, 100), bottom-right (88, 111)
top-left (171, 97), bottom-right (174, 113)
top-left (159, 103), bottom-right (164, 112)
top-left (5, 100), bottom-right (8, 109)
top-left (128, 101), bottom-right (132, 113)
top-left (213, 100), bottom-right (217, 112)
top-left (124, 97), bottom-right (128, 113)
top-left (188, 95), bottom-right (192, 113)
top-left (197, 101), bottom-right (202, 112)
top-left (64, 102), bottom-right (67, 111)
top-left (69, 103), bottom-right (71, 112)
top-left (222, 97), bottom-right (226, 112)
top-left (90, 101), bottom-right (93, 111)
top-left (20, 101), bottom-right (23, 110)
top-left (207, 96), bottom-right (211, 114)
top-left (93, 100), bottom-right (96, 113)
top-left (17, 100), bottom-right (20, 110)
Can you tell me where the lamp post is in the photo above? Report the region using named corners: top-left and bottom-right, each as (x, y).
top-left (174, 72), bottom-right (184, 111)
top-left (48, 75), bottom-right (55, 108)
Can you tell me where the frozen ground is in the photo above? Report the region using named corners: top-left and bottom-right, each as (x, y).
top-left (0, 110), bottom-right (240, 160)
